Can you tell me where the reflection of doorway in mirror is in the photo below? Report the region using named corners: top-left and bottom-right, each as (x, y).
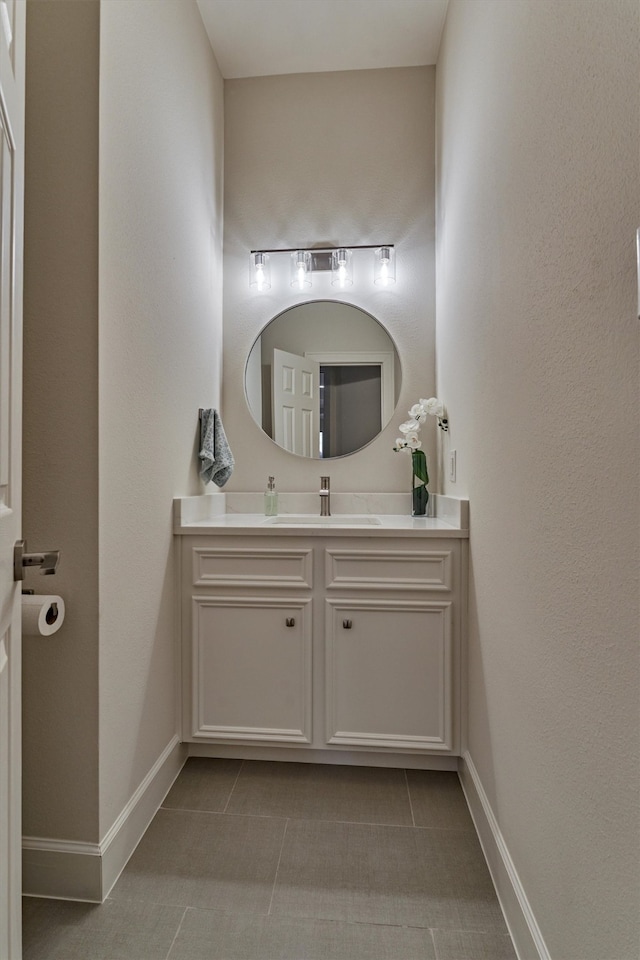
top-left (306, 350), bottom-right (394, 458)
top-left (320, 365), bottom-right (382, 457)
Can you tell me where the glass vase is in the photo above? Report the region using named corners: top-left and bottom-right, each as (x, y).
top-left (411, 449), bottom-right (429, 517)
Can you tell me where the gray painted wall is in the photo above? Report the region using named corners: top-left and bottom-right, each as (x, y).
top-left (436, 2), bottom-right (639, 957)
top-left (23, 0), bottom-right (224, 847)
top-left (222, 66), bottom-right (437, 491)
top-left (23, 0), bottom-right (101, 843)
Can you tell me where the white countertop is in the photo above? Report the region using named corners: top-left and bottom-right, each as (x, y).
top-left (174, 493), bottom-right (469, 538)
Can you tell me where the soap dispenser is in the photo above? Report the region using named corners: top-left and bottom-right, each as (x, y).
top-left (264, 476), bottom-right (278, 516)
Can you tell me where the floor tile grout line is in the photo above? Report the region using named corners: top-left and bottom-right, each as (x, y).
top-left (162, 905), bottom-right (189, 960)
top-left (157, 804), bottom-right (476, 832)
top-left (222, 759), bottom-right (245, 814)
top-left (107, 893), bottom-right (207, 912)
top-left (404, 768), bottom-right (417, 827)
top-left (430, 925), bottom-right (441, 960)
top-left (162, 805), bottom-right (289, 822)
top-left (267, 817), bottom-right (289, 917)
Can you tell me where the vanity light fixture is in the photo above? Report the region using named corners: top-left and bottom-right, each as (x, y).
top-left (249, 251), bottom-right (271, 291)
top-left (374, 245), bottom-right (396, 286)
top-left (249, 244), bottom-right (395, 292)
top-left (291, 250), bottom-right (312, 290)
top-left (330, 248), bottom-right (353, 288)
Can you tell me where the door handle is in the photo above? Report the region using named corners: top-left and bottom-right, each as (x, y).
top-left (342, 619), bottom-right (352, 629)
top-left (14, 540), bottom-right (61, 580)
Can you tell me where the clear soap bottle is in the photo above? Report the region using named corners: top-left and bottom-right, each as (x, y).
top-left (264, 476), bottom-right (278, 516)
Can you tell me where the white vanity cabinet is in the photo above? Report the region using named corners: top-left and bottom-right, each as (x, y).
top-left (179, 526), bottom-right (467, 764)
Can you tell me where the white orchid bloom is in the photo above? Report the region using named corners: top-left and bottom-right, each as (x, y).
top-left (419, 397), bottom-right (444, 418)
top-left (394, 396), bottom-right (448, 457)
top-left (399, 419), bottom-right (420, 435)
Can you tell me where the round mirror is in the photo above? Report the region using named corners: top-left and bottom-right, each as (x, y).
top-left (245, 300), bottom-right (401, 458)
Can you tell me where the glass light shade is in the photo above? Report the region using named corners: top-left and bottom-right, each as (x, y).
top-left (374, 246), bottom-right (396, 286)
top-left (290, 250), bottom-right (312, 290)
top-left (330, 248), bottom-right (353, 287)
top-left (249, 252), bottom-right (271, 291)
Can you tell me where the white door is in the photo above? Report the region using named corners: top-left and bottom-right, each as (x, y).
top-left (272, 348), bottom-right (320, 457)
top-left (0, 0), bottom-right (25, 956)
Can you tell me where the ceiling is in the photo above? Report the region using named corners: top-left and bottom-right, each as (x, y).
top-left (196, 0), bottom-right (449, 79)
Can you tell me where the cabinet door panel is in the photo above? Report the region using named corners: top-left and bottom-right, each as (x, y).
top-left (325, 599), bottom-right (453, 751)
top-left (192, 597), bottom-right (312, 743)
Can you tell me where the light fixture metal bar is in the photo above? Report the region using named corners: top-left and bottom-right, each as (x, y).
top-left (250, 244), bottom-right (394, 255)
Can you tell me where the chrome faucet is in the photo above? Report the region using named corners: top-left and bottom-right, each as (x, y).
top-left (319, 476), bottom-right (331, 517)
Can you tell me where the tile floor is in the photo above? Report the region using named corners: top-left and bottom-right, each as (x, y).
top-left (22, 758), bottom-right (517, 960)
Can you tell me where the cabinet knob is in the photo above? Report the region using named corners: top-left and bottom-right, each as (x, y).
top-left (342, 619), bottom-right (352, 629)
top-left (285, 617), bottom-right (295, 627)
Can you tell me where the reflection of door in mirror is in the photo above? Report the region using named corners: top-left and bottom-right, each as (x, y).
top-left (320, 365), bottom-right (381, 457)
top-left (272, 348), bottom-right (320, 457)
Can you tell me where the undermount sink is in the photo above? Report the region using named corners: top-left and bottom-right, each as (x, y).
top-left (266, 515), bottom-right (382, 526)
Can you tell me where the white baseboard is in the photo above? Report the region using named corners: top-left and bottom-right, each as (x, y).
top-left (458, 752), bottom-right (551, 960)
top-left (22, 838), bottom-right (103, 902)
top-left (100, 735), bottom-right (187, 898)
top-left (22, 735), bottom-right (187, 902)
top-left (189, 741), bottom-right (459, 770)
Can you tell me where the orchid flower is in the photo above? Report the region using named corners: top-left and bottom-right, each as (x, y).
top-left (393, 397), bottom-right (448, 448)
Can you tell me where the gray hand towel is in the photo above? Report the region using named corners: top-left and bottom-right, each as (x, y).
top-left (199, 409), bottom-right (235, 487)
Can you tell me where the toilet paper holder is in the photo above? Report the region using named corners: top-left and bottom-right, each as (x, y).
top-left (14, 539), bottom-right (61, 580)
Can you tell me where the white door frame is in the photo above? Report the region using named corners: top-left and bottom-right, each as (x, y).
top-left (304, 351), bottom-right (395, 426)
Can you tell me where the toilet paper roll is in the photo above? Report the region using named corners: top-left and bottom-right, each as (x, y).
top-left (21, 595), bottom-right (65, 637)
